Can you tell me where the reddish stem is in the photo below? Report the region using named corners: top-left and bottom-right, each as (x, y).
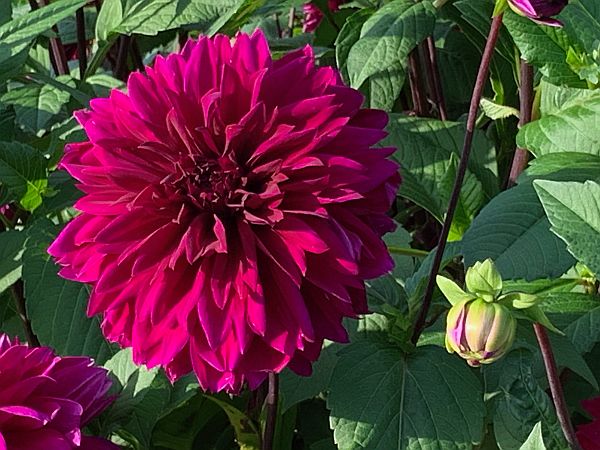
top-left (411, 14), bottom-right (504, 344)
top-left (534, 324), bottom-right (582, 450)
top-left (424, 36), bottom-right (447, 120)
top-left (262, 373), bottom-right (279, 450)
top-left (407, 49), bottom-right (428, 116)
top-left (507, 61), bottom-right (534, 186)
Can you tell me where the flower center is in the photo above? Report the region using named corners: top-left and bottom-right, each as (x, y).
top-left (173, 155), bottom-right (244, 212)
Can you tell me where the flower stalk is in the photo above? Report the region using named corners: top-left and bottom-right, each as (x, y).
top-left (534, 324), bottom-right (583, 449)
top-left (508, 60), bottom-right (534, 186)
top-left (423, 36), bottom-right (448, 120)
top-left (76, 7), bottom-right (88, 79)
top-left (411, 14), bottom-right (505, 344)
top-left (507, 51), bottom-right (582, 450)
top-left (262, 373), bottom-right (279, 450)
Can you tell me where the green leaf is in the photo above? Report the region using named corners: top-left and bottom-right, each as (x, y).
top-left (561, 0), bottom-right (600, 55)
top-left (503, 10), bottom-right (582, 86)
top-left (436, 275), bottom-right (475, 306)
top-left (0, 230), bottom-right (26, 295)
top-left (463, 183), bottom-right (575, 280)
top-left (335, 8), bottom-right (374, 84)
top-left (480, 97), bottom-right (519, 119)
top-left (534, 180), bottom-right (600, 277)
top-left (384, 116), bottom-right (497, 223)
top-left (517, 96), bottom-right (600, 157)
top-left (104, 349), bottom-right (199, 449)
top-left (0, 2), bottom-right (11, 27)
top-left (328, 343), bottom-right (485, 449)
top-left (1, 77), bottom-right (73, 135)
top-left (520, 423), bottom-right (546, 450)
top-left (0, 290), bottom-right (24, 339)
top-left (539, 81), bottom-right (600, 116)
top-left (405, 240), bottom-right (462, 296)
top-left (206, 396), bottom-right (260, 450)
top-left (0, 141), bottom-right (47, 211)
top-left (565, 306), bottom-right (600, 354)
top-left (22, 220), bottom-right (115, 363)
top-left (152, 394), bottom-right (223, 450)
top-left (484, 350), bottom-right (568, 450)
top-left (0, 0), bottom-right (88, 72)
top-left (383, 224), bottom-right (416, 282)
top-left (96, 0), bottom-right (259, 39)
top-left (520, 152), bottom-right (600, 184)
top-left (280, 340), bottom-right (340, 412)
top-left (346, 0), bottom-right (436, 89)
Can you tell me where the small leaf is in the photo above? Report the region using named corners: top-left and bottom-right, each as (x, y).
top-left (436, 275), bottom-right (476, 306)
top-left (465, 259), bottom-right (503, 299)
top-left (520, 423), bottom-right (546, 450)
top-left (480, 97), bottom-right (519, 119)
top-left (521, 305), bottom-right (564, 335)
top-left (0, 142), bottom-right (48, 211)
top-left (499, 292), bottom-right (540, 309)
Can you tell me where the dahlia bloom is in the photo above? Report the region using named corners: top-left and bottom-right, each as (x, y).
top-left (49, 30), bottom-right (400, 393)
top-left (0, 334), bottom-right (117, 450)
top-left (302, 0), bottom-right (345, 33)
top-left (578, 396), bottom-right (600, 450)
top-left (508, 0), bottom-right (568, 27)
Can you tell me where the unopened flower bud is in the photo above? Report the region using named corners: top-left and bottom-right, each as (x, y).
top-left (508, 0), bottom-right (568, 27)
top-left (446, 298), bottom-right (516, 366)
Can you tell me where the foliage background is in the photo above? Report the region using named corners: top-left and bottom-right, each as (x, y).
top-left (1, 0), bottom-right (600, 449)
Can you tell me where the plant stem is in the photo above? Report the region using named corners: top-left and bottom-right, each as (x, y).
top-left (115, 36), bottom-right (131, 81)
top-left (130, 37), bottom-right (145, 72)
top-left (410, 14), bottom-right (504, 344)
top-left (533, 324), bottom-right (582, 450)
top-left (424, 36), bottom-right (447, 120)
top-left (262, 372), bottom-right (279, 450)
top-left (388, 246), bottom-right (429, 258)
top-left (407, 49), bottom-right (428, 116)
top-left (38, 0), bottom-right (70, 75)
top-left (506, 58), bottom-right (582, 450)
top-left (11, 280), bottom-right (40, 347)
top-left (76, 7), bottom-right (87, 79)
top-left (287, 7), bottom-right (296, 37)
top-left (507, 60), bottom-right (533, 186)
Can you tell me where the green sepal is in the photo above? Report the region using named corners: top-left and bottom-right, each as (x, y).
top-left (521, 305), bottom-right (564, 335)
top-left (498, 292), bottom-right (540, 309)
top-left (493, 0), bottom-right (508, 17)
top-left (436, 275), bottom-right (476, 306)
top-left (465, 259), bottom-right (502, 301)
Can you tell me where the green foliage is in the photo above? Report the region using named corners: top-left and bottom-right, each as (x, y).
top-left (328, 342), bottom-right (485, 449)
top-left (462, 183), bottom-right (575, 280)
top-left (0, 0), bottom-right (599, 449)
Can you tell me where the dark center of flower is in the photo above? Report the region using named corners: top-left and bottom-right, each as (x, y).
top-left (171, 155), bottom-right (245, 213)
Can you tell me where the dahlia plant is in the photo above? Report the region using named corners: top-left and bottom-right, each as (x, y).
top-left (0, 0), bottom-right (599, 449)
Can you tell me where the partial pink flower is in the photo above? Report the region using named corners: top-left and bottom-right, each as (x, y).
top-left (49, 30), bottom-right (400, 393)
top-left (303, 0), bottom-right (345, 33)
top-left (0, 334), bottom-right (117, 450)
top-left (507, 0), bottom-right (568, 27)
top-left (578, 396), bottom-right (600, 450)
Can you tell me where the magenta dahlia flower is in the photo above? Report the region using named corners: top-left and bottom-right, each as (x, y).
top-left (49, 30), bottom-right (400, 393)
top-left (0, 334), bottom-right (117, 450)
top-left (578, 397), bottom-right (600, 450)
top-left (302, 0), bottom-right (345, 33)
top-left (508, 0), bottom-right (568, 27)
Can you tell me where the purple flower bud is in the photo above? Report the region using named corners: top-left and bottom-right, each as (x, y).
top-left (445, 298), bottom-right (516, 366)
top-left (508, 0), bottom-right (569, 27)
